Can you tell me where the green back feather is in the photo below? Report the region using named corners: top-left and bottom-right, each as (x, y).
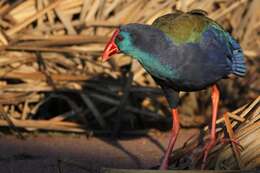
top-left (152, 10), bottom-right (226, 45)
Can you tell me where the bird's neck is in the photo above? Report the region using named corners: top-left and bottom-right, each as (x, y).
top-left (124, 47), bottom-right (177, 80)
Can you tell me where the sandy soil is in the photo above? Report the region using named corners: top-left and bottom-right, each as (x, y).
top-left (0, 128), bottom-right (199, 173)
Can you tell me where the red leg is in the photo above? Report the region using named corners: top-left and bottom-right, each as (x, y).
top-left (201, 84), bottom-right (219, 169)
top-left (160, 108), bottom-right (180, 170)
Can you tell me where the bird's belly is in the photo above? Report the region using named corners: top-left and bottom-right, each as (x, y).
top-left (167, 78), bottom-right (217, 92)
top-left (150, 76), bottom-right (209, 93)
top-left (148, 63), bottom-right (223, 92)
top-left (151, 68), bottom-right (223, 92)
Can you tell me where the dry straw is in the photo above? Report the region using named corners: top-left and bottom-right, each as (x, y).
top-left (0, 0), bottom-right (259, 170)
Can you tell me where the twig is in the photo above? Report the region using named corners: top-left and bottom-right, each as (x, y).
top-left (36, 52), bottom-right (57, 90)
top-left (88, 92), bottom-right (163, 120)
top-left (223, 113), bottom-right (243, 168)
top-left (6, 0), bottom-right (61, 36)
top-left (6, 45), bottom-right (102, 54)
top-left (0, 118), bottom-right (86, 133)
top-left (113, 69), bottom-right (133, 135)
top-left (80, 92), bottom-right (108, 129)
top-left (0, 104), bottom-right (24, 139)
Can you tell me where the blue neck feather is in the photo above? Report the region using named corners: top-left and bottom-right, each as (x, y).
top-left (116, 32), bottom-right (177, 80)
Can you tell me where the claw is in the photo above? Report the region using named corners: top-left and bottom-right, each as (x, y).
top-left (221, 138), bottom-right (244, 152)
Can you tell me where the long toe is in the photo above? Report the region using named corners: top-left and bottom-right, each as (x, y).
top-left (221, 137), bottom-right (244, 152)
top-left (201, 139), bottom-right (216, 169)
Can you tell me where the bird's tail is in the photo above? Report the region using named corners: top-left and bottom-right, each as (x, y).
top-left (228, 36), bottom-right (246, 77)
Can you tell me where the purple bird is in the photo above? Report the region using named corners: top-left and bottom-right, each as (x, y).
top-left (102, 10), bottom-right (246, 169)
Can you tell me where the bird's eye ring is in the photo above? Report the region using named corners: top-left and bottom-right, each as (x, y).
top-left (117, 34), bottom-right (124, 42)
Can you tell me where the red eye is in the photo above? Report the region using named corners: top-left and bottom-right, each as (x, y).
top-left (117, 34), bottom-right (124, 42)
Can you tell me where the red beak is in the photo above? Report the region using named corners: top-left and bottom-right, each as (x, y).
top-left (102, 29), bottom-right (120, 61)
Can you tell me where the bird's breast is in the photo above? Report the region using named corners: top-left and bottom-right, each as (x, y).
top-left (140, 60), bottom-right (177, 80)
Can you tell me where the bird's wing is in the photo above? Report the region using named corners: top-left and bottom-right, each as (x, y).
top-left (152, 10), bottom-right (184, 27)
top-left (152, 10), bottom-right (246, 77)
top-left (203, 21), bottom-right (246, 77)
top-left (152, 10), bottom-right (222, 46)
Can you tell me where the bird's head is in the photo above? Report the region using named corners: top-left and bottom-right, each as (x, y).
top-left (102, 24), bottom-right (169, 62)
top-left (101, 27), bottom-right (131, 61)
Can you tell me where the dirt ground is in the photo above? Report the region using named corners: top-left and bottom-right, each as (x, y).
top-left (0, 128), bottom-right (198, 173)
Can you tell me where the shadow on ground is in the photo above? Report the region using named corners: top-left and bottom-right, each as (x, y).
top-left (0, 128), bottom-right (198, 173)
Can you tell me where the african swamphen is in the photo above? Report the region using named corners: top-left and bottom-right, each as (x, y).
top-left (102, 10), bottom-right (246, 170)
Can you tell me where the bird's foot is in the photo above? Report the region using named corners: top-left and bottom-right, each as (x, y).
top-left (159, 108), bottom-right (180, 170)
top-left (159, 148), bottom-right (172, 170)
top-left (221, 137), bottom-right (244, 152)
top-left (201, 138), bottom-right (216, 169)
top-left (159, 160), bottom-right (168, 170)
